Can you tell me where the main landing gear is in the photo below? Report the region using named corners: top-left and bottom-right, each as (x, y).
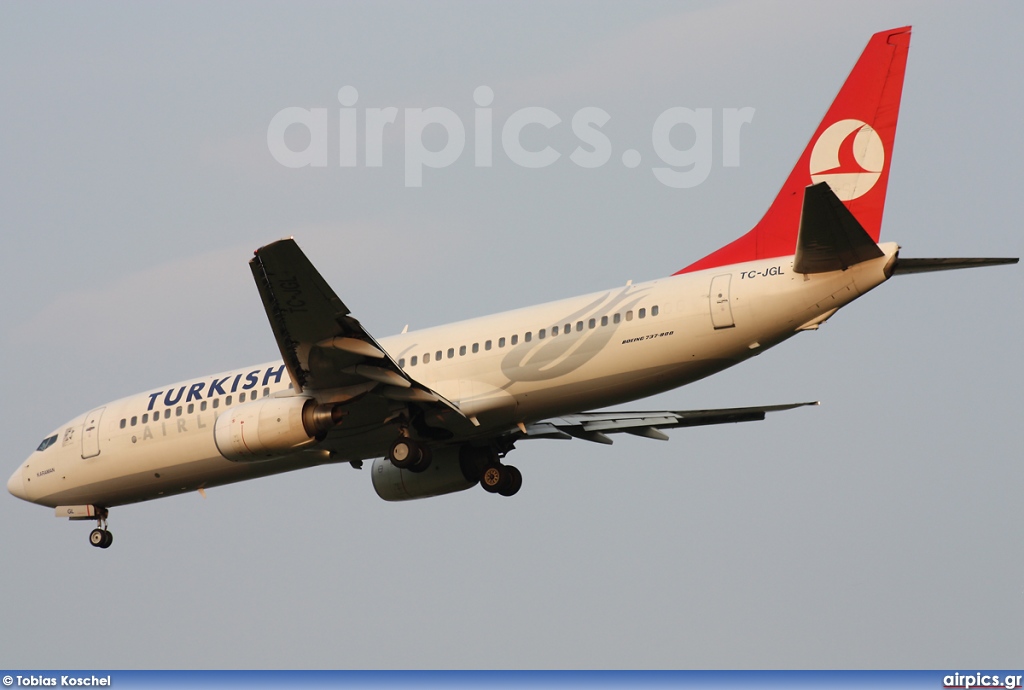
top-left (386, 436), bottom-right (524, 497)
top-left (479, 462), bottom-right (523, 497)
top-left (89, 508), bottom-right (113, 549)
top-left (387, 436), bottom-right (432, 473)
top-left (459, 445), bottom-right (523, 497)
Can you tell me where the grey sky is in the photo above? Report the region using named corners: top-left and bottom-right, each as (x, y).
top-left (1, 0), bottom-right (1021, 669)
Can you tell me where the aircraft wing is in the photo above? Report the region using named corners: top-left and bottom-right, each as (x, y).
top-left (249, 238), bottom-right (469, 422)
top-left (517, 402), bottom-right (819, 444)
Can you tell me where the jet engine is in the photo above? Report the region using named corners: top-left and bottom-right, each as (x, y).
top-left (371, 447), bottom-right (477, 501)
top-left (214, 396), bottom-right (343, 462)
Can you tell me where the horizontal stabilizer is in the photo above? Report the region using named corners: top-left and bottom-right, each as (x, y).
top-left (794, 182), bottom-right (884, 274)
top-left (518, 402), bottom-right (819, 444)
top-left (891, 257), bottom-right (1019, 275)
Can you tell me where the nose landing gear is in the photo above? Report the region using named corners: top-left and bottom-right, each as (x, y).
top-left (89, 528), bottom-right (113, 548)
top-left (88, 508), bottom-right (112, 549)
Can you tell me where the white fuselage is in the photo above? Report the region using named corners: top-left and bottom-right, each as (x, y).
top-left (7, 245), bottom-right (898, 510)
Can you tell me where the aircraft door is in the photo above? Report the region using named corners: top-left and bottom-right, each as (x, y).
top-left (709, 274), bottom-right (735, 329)
top-left (81, 406), bottom-right (105, 459)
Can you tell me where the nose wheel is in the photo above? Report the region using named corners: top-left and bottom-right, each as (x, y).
top-left (89, 528), bottom-right (113, 549)
top-left (89, 508), bottom-right (113, 549)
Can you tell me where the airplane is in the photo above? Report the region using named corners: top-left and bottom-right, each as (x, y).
top-left (7, 26), bottom-right (1017, 549)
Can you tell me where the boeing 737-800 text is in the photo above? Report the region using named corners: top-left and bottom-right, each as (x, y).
top-left (7, 27), bottom-right (1017, 548)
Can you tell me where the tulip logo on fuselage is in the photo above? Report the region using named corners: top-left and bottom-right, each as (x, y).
top-left (809, 119), bottom-right (884, 201)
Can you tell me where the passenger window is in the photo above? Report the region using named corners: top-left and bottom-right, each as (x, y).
top-left (639, 308), bottom-right (646, 319)
top-left (176, 406), bottom-right (183, 416)
top-left (424, 352), bottom-right (431, 364)
top-left (564, 323), bottom-right (571, 334)
top-left (652, 305), bottom-right (659, 317)
top-left (239, 392), bottom-right (247, 403)
top-left (142, 413), bottom-right (149, 424)
top-left (472, 343), bottom-right (479, 353)
top-left (119, 419), bottom-right (126, 429)
top-left (263, 387), bottom-right (270, 397)
top-left (36, 434), bottom-right (58, 451)
top-left (410, 355), bottom-right (418, 366)
top-left (398, 358), bottom-right (405, 368)
top-left (614, 313), bottom-right (621, 324)
top-left (459, 345), bottom-right (466, 356)
top-left (213, 399), bottom-right (220, 409)
top-left (524, 332), bottom-right (532, 343)
top-left (188, 404), bottom-right (194, 413)
top-left (511, 334), bottom-right (519, 345)
top-left (485, 340), bottom-right (492, 351)
top-left (498, 337), bottom-right (506, 348)
top-left (539, 329), bottom-right (546, 340)
top-left (552, 326), bottom-right (559, 336)
top-left (436, 350), bottom-right (443, 361)
top-left (588, 318), bottom-right (596, 329)
top-left (601, 316), bottom-right (608, 327)
top-left (131, 416), bottom-right (137, 426)
top-left (447, 348), bottom-right (455, 359)
top-left (224, 397), bottom-right (231, 407)
top-left (201, 401), bottom-right (208, 412)
top-left (626, 310), bottom-right (633, 321)
top-left (576, 321), bottom-right (583, 332)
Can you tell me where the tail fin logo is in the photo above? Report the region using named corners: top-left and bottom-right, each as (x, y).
top-left (809, 119), bottom-right (885, 201)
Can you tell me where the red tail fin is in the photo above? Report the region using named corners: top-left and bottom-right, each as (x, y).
top-left (676, 26), bottom-right (911, 275)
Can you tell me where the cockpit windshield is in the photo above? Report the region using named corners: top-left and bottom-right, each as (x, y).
top-left (36, 434), bottom-right (58, 452)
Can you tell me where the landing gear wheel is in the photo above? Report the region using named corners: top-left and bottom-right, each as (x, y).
top-left (388, 437), bottom-right (432, 472)
top-left (407, 444), bottom-right (432, 473)
top-left (498, 465), bottom-right (522, 497)
top-left (480, 463), bottom-right (505, 493)
top-left (388, 437), bottom-right (420, 469)
top-left (89, 528), bottom-right (113, 549)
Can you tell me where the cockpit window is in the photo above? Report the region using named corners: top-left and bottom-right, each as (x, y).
top-left (36, 434), bottom-right (58, 452)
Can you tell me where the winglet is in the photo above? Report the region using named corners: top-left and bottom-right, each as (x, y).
top-left (248, 239), bottom-right (474, 427)
top-left (249, 239), bottom-right (350, 392)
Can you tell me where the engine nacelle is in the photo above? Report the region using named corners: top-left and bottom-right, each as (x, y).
top-left (214, 396), bottom-right (341, 462)
top-left (371, 447), bottom-right (476, 501)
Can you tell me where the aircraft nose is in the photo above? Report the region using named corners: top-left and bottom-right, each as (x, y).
top-left (7, 466), bottom-right (27, 501)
